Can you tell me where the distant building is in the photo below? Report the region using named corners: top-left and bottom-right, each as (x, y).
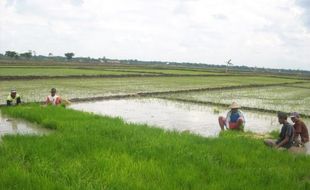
top-left (107, 60), bottom-right (121, 64)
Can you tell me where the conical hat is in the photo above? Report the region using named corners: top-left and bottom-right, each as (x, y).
top-left (230, 102), bottom-right (240, 109)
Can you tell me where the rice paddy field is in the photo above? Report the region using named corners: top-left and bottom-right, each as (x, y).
top-left (0, 75), bottom-right (302, 103)
top-left (157, 84), bottom-right (310, 115)
top-left (0, 60), bottom-right (310, 189)
top-left (0, 67), bottom-right (148, 76)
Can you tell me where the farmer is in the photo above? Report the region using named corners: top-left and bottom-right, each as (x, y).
top-left (6, 89), bottom-right (21, 106)
top-left (46, 88), bottom-right (62, 105)
top-left (290, 112), bottom-right (309, 147)
top-left (264, 112), bottom-right (294, 149)
top-left (218, 102), bottom-right (245, 131)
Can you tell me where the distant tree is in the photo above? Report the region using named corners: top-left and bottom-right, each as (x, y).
top-left (5, 51), bottom-right (19, 59)
top-left (20, 52), bottom-right (32, 59)
top-left (65, 52), bottom-right (74, 60)
top-left (48, 53), bottom-right (53, 57)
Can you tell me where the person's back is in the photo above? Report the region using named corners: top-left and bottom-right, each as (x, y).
top-left (277, 122), bottom-right (294, 149)
top-left (290, 112), bottom-right (309, 146)
top-left (293, 119), bottom-right (309, 144)
top-left (264, 112), bottom-right (294, 149)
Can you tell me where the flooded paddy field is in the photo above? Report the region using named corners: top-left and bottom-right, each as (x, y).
top-left (70, 98), bottom-right (310, 137)
top-left (157, 85), bottom-right (310, 115)
top-left (0, 111), bottom-right (50, 140)
top-left (0, 76), bottom-right (301, 103)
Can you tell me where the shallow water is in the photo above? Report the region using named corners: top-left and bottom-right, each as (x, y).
top-left (69, 98), bottom-right (310, 138)
top-left (0, 111), bottom-right (49, 139)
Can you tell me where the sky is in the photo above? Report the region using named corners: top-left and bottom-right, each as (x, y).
top-left (0, 0), bottom-right (310, 70)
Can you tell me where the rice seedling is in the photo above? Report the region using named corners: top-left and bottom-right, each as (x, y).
top-left (0, 104), bottom-right (309, 189)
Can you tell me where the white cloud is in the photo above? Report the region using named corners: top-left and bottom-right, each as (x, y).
top-left (0, 0), bottom-right (309, 70)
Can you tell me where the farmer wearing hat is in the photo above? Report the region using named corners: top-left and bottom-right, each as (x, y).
top-left (6, 89), bottom-right (21, 106)
top-left (218, 102), bottom-right (245, 131)
top-left (264, 112), bottom-right (294, 149)
top-left (290, 112), bottom-right (309, 147)
top-left (46, 88), bottom-right (62, 105)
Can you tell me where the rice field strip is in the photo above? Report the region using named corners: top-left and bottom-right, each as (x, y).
top-left (1, 73), bottom-right (308, 81)
top-left (66, 81), bottom-right (305, 103)
top-left (159, 97), bottom-right (310, 118)
top-left (283, 85), bottom-right (310, 90)
top-left (0, 81), bottom-right (304, 107)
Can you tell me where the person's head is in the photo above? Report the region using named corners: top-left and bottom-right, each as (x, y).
top-left (290, 112), bottom-right (300, 123)
top-left (50, 88), bottom-right (57, 97)
top-left (230, 102), bottom-right (240, 113)
top-left (277, 112), bottom-right (288, 124)
top-left (10, 89), bottom-right (17, 98)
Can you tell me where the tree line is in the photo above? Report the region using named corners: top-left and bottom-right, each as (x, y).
top-left (3, 51), bottom-right (75, 60)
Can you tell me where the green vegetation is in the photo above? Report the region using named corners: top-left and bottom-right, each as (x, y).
top-left (0, 76), bottom-right (301, 102)
top-left (0, 105), bottom-right (309, 189)
top-left (105, 68), bottom-right (226, 75)
top-left (0, 67), bottom-right (151, 77)
top-left (287, 82), bottom-right (310, 88)
top-left (157, 85), bottom-right (310, 115)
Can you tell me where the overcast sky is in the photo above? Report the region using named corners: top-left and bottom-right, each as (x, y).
top-left (0, 0), bottom-right (310, 70)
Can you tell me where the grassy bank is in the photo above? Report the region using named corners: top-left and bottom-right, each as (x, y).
top-left (0, 105), bottom-right (309, 189)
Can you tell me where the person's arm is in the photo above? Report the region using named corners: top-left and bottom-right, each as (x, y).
top-left (55, 96), bottom-right (62, 105)
top-left (276, 125), bottom-right (293, 148)
top-left (46, 96), bottom-right (50, 104)
top-left (275, 136), bottom-right (289, 148)
top-left (16, 97), bottom-right (21, 105)
top-left (293, 123), bottom-right (301, 141)
top-left (239, 111), bottom-right (246, 124)
top-left (225, 111), bottom-right (231, 128)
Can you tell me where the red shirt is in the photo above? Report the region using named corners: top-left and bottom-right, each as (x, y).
top-left (293, 119), bottom-right (309, 143)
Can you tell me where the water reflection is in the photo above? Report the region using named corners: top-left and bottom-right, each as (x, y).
top-left (69, 98), bottom-right (310, 138)
top-left (0, 112), bottom-right (50, 139)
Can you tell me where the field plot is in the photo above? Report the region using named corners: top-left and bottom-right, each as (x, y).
top-left (0, 67), bottom-right (152, 77)
top-left (0, 76), bottom-right (301, 103)
top-left (286, 82), bottom-right (310, 89)
top-left (158, 85), bottom-right (310, 115)
top-left (105, 68), bottom-right (226, 75)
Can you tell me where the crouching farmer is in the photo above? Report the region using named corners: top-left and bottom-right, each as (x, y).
top-left (290, 112), bottom-right (309, 147)
top-left (264, 112), bottom-right (294, 149)
top-left (7, 89), bottom-right (21, 106)
top-left (218, 102), bottom-right (245, 131)
top-left (46, 88), bottom-right (62, 105)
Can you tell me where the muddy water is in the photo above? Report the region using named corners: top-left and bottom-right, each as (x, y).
top-left (0, 111), bottom-right (49, 140)
top-left (70, 98), bottom-right (310, 138)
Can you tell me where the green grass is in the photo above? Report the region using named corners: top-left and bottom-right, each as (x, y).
top-left (157, 85), bottom-right (310, 115)
top-left (0, 104), bottom-right (309, 189)
top-left (0, 76), bottom-right (301, 102)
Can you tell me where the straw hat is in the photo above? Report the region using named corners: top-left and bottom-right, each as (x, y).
top-left (230, 102), bottom-right (240, 109)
